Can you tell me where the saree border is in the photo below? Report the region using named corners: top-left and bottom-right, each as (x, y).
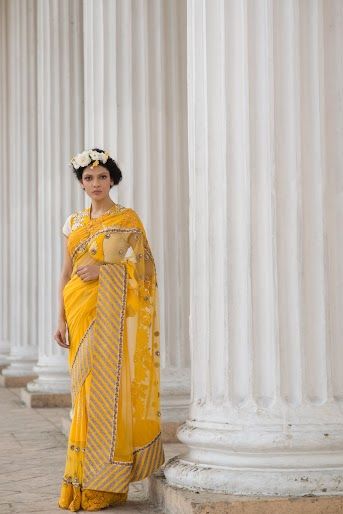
top-left (82, 263), bottom-right (128, 486)
top-left (70, 320), bottom-right (95, 407)
top-left (109, 263), bottom-right (128, 460)
top-left (70, 319), bottom-right (95, 370)
top-left (71, 346), bottom-right (91, 406)
top-left (82, 432), bottom-right (165, 493)
top-left (71, 227), bottom-right (141, 260)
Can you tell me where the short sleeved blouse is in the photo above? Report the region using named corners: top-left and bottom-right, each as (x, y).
top-left (62, 214), bottom-right (72, 237)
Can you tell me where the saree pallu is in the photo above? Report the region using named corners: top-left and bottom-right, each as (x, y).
top-left (58, 205), bottom-right (164, 512)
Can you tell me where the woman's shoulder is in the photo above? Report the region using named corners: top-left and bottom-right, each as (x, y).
top-left (62, 207), bottom-right (89, 236)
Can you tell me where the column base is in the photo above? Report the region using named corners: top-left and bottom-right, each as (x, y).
top-left (149, 471), bottom-right (343, 514)
top-left (20, 388), bottom-right (71, 408)
top-left (1, 356), bottom-right (38, 386)
top-left (0, 345), bottom-right (10, 364)
top-left (164, 418), bottom-right (343, 496)
top-left (0, 373), bottom-right (38, 388)
top-left (164, 455), bottom-right (343, 497)
top-left (26, 363), bottom-right (70, 394)
top-left (0, 351), bottom-right (10, 370)
top-left (23, 365), bottom-right (71, 407)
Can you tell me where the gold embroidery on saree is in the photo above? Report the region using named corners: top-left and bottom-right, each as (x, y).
top-left (63, 475), bottom-right (81, 487)
top-left (130, 432), bottom-right (164, 482)
top-left (83, 264), bottom-right (128, 486)
top-left (71, 227), bottom-right (141, 260)
top-left (70, 321), bottom-right (94, 406)
top-left (82, 432), bottom-right (165, 492)
top-left (70, 204), bottom-right (127, 233)
top-left (70, 445), bottom-right (86, 453)
top-left (71, 209), bottom-right (88, 231)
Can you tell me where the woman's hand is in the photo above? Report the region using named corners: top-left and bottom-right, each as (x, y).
top-left (76, 263), bottom-right (101, 282)
top-left (54, 319), bottom-right (69, 349)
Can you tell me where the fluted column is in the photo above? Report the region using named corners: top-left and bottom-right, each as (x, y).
top-left (1, 0), bottom-right (39, 386)
top-left (83, 0), bottom-right (190, 431)
top-left (0, 0), bottom-right (10, 370)
top-left (23, 0), bottom-right (84, 405)
top-left (165, 0), bottom-right (343, 496)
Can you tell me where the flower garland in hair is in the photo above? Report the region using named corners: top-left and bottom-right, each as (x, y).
top-left (70, 149), bottom-right (110, 169)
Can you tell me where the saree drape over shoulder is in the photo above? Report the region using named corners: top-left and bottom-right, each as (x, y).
top-left (58, 204), bottom-right (164, 512)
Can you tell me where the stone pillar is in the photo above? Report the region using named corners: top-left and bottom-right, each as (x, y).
top-left (1, 0), bottom-right (39, 387)
top-left (164, 0), bottom-right (343, 496)
top-left (22, 0), bottom-right (84, 407)
top-left (83, 0), bottom-right (190, 436)
top-left (0, 0), bottom-right (10, 371)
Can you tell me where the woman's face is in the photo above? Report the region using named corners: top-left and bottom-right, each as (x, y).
top-left (81, 165), bottom-right (114, 200)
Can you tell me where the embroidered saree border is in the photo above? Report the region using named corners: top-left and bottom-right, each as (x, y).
top-left (71, 320), bottom-right (95, 369)
top-left (130, 431), bottom-right (165, 482)
top-left (70, 321), bottom-right (94, 406)
top-left (71, 227), bottom-right (141, 260)
top-left (82, 263), bottom-right (128, 486)
top-left (83, 432), bottom-right (165, 492)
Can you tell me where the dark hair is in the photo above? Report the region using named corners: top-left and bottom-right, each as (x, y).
top-left (71, 148), bottom-right (122, 187)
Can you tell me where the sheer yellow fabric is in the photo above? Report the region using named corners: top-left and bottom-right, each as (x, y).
top-left (58, 205), bottom-right (164, 512)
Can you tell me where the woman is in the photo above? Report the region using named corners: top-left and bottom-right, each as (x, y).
top-left (55, 148), bottom-right (164, 511)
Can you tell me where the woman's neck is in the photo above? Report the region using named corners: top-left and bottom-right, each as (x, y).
top-left (90, 198), bottom-right (115, 218)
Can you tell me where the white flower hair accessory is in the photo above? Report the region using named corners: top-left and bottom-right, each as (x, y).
top-left (70, 149), bottom-right (110, 169)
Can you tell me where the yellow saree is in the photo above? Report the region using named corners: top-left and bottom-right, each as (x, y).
top-left (58, 204), bottom-right (164, 512)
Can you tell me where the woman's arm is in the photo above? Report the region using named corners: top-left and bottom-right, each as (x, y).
top-left (53, 237), bottom-right (72, 348)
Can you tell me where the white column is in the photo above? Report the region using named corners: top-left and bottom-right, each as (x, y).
top-left (0, 0), bottom-right (10, 369)
top-left (165, 0), bottom-right (343, 496)
top-left (83, 0), bottom-right (190, 426)
top-left (322, 0), bottom-right (343, 412)
top-left (1, 0), bottom-right (39, 384)
top-left (24, 0), bottom-right (84, 401)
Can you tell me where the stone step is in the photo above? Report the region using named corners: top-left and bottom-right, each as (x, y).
top-left (0, 373), bottom-right (37, 388)
top-left (20, 387), bottom-right (72, 408)
top-left (148, 471), bottom-right (343, 514)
